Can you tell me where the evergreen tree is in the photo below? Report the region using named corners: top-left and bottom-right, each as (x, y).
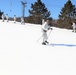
top-left (57, 0), bottom-right (76, 29)
top-left (68, 7), bottom-right (76, 19)
top-left (28, 0), bottom-right (51, 24)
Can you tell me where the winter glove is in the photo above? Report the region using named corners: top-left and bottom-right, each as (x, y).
top-left (48, 28), bottom-right (53, 30)
top-left (43, 30), bottom-right (47, 32)
top-left (50, 28), bottom-right (53, 30)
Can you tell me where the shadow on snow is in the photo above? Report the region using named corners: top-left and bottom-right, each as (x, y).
top-left (48, 43), bottom-right (76, 47)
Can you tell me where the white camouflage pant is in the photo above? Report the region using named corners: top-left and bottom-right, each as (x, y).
top-left (73, 28), bottom-right (76, 32)
top-left (42, 30), bottom-right (48, 42)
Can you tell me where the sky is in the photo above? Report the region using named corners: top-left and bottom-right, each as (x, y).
top-left (0, 0), bottom-right (76, 19)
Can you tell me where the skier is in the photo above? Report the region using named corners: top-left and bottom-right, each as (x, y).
top-left (72, 22), bottom-right (76, 33)
top-left (14, 15), bottom-right (16, 23)
top-left (42, 19), bottom-right (45, 24)
top-left (21, 17), bottom-right (25, 25)
top-left (41, 19), bottom-right (53, 45)
top-left (2, 13), bottom-right (5, 22)
top-left (6, 14), bottom-right (9, 22)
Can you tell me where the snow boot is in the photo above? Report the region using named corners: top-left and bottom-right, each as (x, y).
top-left (45, 41), bottom-right (49, 44)
top-left (42, 42), bottom-right (46, 45)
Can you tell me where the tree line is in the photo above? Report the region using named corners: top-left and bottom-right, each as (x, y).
top-left (0, 0), bottom-right (76, 29)
top-left (25, 0), bottom-right (76, 29)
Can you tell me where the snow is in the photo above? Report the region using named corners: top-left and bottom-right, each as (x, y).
top-left (0, 20), bottom-right (76, 75)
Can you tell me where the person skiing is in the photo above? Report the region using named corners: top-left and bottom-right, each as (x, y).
top-left (72, 22), bottom-right (76, 33)
top-left (2, 13), bottom-right (5, 22)
top-left (42, 19), bottom-right (45, 24)
top-left (14, 15), bottom-right (16, 23)
top-left (6, 14), bottom-right (9, 22)
top-left (41, 19), bottom-right (53, 45)
top-left (21, 17), bottom-right (25, 25)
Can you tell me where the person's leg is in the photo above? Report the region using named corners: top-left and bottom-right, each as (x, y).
top-left (42, 31), bottom-right (47, 45)
top-left (72, 28), bottom-right (74, 32)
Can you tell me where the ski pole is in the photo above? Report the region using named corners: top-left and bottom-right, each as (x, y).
top-left (47, 28), bottom-right (53, 39)
top-left (37, 34), bottom-right (43, 42)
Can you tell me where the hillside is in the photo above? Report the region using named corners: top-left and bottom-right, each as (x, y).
top-left (0, 20), bottom-right (76, 75)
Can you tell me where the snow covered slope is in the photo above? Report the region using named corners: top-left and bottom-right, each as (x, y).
top-left (0, 20), bottom-right (76, 75)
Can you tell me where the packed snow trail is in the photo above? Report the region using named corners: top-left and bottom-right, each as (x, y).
top-left (0, 20), bottom-right (76, 75)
